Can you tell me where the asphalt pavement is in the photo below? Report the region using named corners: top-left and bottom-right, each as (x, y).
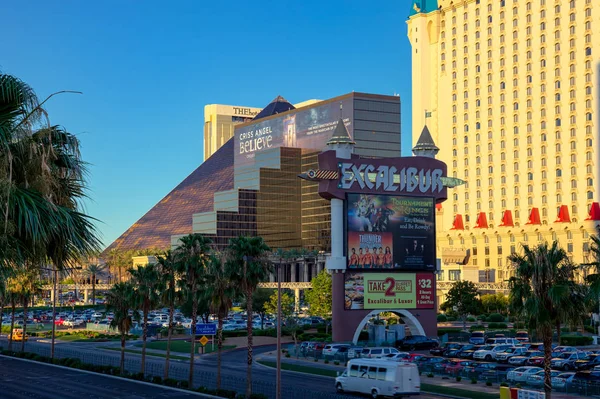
top-left (0, 356), bottom-right (201, 399)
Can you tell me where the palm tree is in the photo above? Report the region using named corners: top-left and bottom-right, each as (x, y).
top-left (585, 234), bottom-right (600, 335)
top-left (175, 233), bottom-right (212, 388)
top-left (106, 282), bottom-right (137, 375)
top-left (11, 266), bottom-right (42, 352)
top-left (156, 250), bottom-right (180, 380)
top-left (206, 254), bottom-right (234, 389)
top-left (6, 285), bottom-right (17, 351)
top-left (508, 241), bottom-right (573, 399)
top-left (225, 236), bottom-right (272, 398)
top-left (0, 268), bottom-right (8, 339)
top-left (84, 263), bottom-right (107, 305)
top-left (128, 263), bottom-right (162, 376)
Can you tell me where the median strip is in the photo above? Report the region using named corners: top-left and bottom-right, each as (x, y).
top-left (99, 346), bottom-right (188, 361)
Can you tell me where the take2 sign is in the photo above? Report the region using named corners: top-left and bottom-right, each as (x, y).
top-left (191, 323), bottom-right (217, 335)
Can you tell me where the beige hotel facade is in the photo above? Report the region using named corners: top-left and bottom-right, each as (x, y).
top-left (407, 0), bottom-right (600, 303)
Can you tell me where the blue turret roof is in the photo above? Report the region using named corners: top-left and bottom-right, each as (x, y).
top-left (409, 0), bottom-right (438, 17)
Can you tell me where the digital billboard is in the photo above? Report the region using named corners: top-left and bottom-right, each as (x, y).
top-left (347, 194), bottom-right (435, 271)
top-left (344, 272), bottom-right (435, 310)
top-left (234, 98), bottom-right (354, 168)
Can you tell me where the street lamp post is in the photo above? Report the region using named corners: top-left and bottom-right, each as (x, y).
top-left (276, 257), bottom-right (282, 399)
top-left (51, 268), bottom-right (57, 359)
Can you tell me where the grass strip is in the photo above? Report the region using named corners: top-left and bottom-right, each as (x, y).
top-left (140, 340), bottom-right (235, 354)
top-left (100, 346), bottom-right (188, 361)
top-left (259, 361), bottom-right (500, 399)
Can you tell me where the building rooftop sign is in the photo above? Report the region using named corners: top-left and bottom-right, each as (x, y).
top-left (300, 150), bottom-right (448, 201)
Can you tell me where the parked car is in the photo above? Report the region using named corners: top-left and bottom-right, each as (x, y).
top-left (323, 344), bottom-right (350, 357)
top-left (430, 342), bottom-right (460, 356)
top-left (361, 347), bottom-right (399, 359)
top-left (527, 356), bottom-right (545, 367)
top-left (384, 352), bottom-right (410, 362)
top-left (570, 370), bottom-right (600, 394)
top-left (473, 345), bottom-right (514, 361)
top-left (346, 346), bottom-right (365, 359)
top-left (485, 338), bottom-right (520, 346)
top-left (445, 344), bottom-right (471, 358)
top-left (507, 366), bottom-right (543, 383)
top-left (509, 351), bottom-right (543, 366)
top-left (459, 345), bottom-right (484, 359)
top-left (515, 331), bottom-right (530, 343)
top-left (526, 369), bottom-right (560, 387)
top-left (469, 331), bottom-right (486, 345)
top-left (495, 347), bottom-right (529, 363)
top-left (396, 335), bottom-right (439, 350)
top-left (551, 352), bottom-right (588, 371)
top-left (480, 364), bottom-right (515, 381)
top-left (524, 343), bottom-right (544, 351)
top-left (574, 354), bottom-right (600, 371)
top-left (552, 346), bottom-right (578, 354)
top-left (445, 359), bottom-right (476, 375)
top-left (552, 372), bottom-right (576, 391)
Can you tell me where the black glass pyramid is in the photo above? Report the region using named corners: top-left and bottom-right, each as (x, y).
top-left (253, 95), bottom-right (295, 120)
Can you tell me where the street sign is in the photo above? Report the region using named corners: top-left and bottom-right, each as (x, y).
top-left (192, 323), bottom-right (217, 335)
top-left (199, 335), bottom-right (209, 346)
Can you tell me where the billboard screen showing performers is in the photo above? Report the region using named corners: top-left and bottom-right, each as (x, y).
top-left (347, 194), bottom-right (436, 271)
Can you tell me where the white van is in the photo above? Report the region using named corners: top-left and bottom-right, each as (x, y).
top-left (361, 347), bottom-right (400, 359)
top-left (335, 359), bottom-right (420, 398)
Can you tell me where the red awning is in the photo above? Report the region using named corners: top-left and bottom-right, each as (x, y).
top-left (526, 208), bottom-right (541, 225)
top-left (474, 212), bottom-right (488, 228)
top-left (555, 205), bottom-right (571, 223)
top-left (450, 214), bottom-right (464, 230)
top-left (586, 202), bottom-right (600, 221)
top-left (499, 210), bottom-right (514, 227)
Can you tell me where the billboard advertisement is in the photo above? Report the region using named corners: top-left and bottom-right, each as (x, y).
top-left (234, 98), bottom-right (354, 168)
top-left (344, 272), bottom-right (435, 310)
top-left (347, 194), bottom-right (436, 271)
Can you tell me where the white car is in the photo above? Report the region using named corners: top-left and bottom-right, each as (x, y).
top-left (384, 352), bottom-right (411, 362)
top-left (495, 347), bottom-right (528, 362)
top-left (507, 366), bottom-right (543, 383)
top-left (323, 344), bottom-right (350, 356)
top-left (526, 370), bottom-right (560, 387)
top-left (473, 345), bottom-right (514, 361)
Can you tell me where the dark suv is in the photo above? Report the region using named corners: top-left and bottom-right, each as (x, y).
top-left (396, 335), bottom-right (439, 350)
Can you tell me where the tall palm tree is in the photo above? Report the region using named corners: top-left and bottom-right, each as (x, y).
top-left (84, 263), bottom-right (107, 305)
top-left (0, 268), bottom-right (8, 339)
top-left (106, 282), bottom-right (137, 375)
top-left (508, 241), bottom-right (573, 399)
top-left (585, 234), bottom-right (600, 335)
top-left (128, 263), bottom-right (162, 375)
top-left (225, 236), bottom-right (272, 398)
top-left (175, 233), bottom-right (212, 388)
top-left (156, 250), bottom-right (180, 380)
top-left (206, 254), bottom-right (234, 389)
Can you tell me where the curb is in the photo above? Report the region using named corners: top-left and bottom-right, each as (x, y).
top-left (0, 354), bottom-right (221, 398)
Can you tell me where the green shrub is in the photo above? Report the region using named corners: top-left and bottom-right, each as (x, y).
top-left (447, 316), bottom-right (457, 322)
top-left (163, 378), bottom-right (179, 387)
top-left (317, 327), bottom-right (326, 334)
top-left (486, 381), bottom-right (492, 387)
top-left (489, 313), bottom-right (504, 322)
top-left (248, 394), bottom-right (268, 399)
top-left (285, 353), bottom-right (290, 358)
top-left (437, 328), bottom-right (462, 336)
top-left (314, 358), bottom-right (318, 362)
top-left (456, 376), bottom-right (462, 382)
top-left (471, 378), bottom-right (477, 384)
top-left (469, 324), bottom-right (486, 331)
top-left (488, 322), bottom-right (508, 329)
top-left (479, 315), bottom-right (488, 322)
top-left (500, 382), bottom-right (509, 387)
top-left (131, 372), bottom-right (145, 381)
top-left (584, 325), bottom-right (595, 334)
top-left (516, 383), bottom-right (522, 389)
top-left (215, 388), bottom-right (237, 398)
top-left (437, 314), bottom-right (448, 322)
top-left (151, 376), bottom-right (162, 384)
top-left (179, 380), bottom-right (189, 389)
top-left (467, 316), bottom-right (476, 322)
top-left (427, 373), bottom-right (434, 378)
top-left (324, 359), bottom-right (329, 364)
top-left (560, 335), bottom-right (593, 346)
top-left (333, 360), bottom-right (340, 365)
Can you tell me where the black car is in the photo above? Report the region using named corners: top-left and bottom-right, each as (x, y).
top-left (570, 370), bottom-right (600, 395)
top-left (397, 335), bottom-right (439, 350)
top-left (430, 342), bottom-right (460, 356)
top-left (574, 354), bottom-right (600, 371)
top-left (459, 345), bottom-right (484, 359)
top-left (452, 344), bottom-right (477, 358)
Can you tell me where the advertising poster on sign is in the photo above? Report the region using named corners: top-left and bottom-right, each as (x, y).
top-left (234, 98), bottom-right (354, 168)
top-left (347, 194), bottom-right (435, 270)
top-left (344, 272), bottom-right (434, 310)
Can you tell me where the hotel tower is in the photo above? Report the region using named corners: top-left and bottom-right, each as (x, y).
top-left (407, 0), bottom-right (599, 302)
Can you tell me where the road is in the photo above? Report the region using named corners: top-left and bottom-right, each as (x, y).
top-left (0, 339), bottom-right (444, 399)
top-left (0, 356), bottom-right (200, 399)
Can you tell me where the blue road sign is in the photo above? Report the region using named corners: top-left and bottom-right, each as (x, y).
top-left (192, 323), bottom-right (217, 335)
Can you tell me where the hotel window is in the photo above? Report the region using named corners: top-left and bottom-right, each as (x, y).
top-left (572, 193), bottom-right (578, 202)
top-left (588, 191), bottom-right (594, 199)
top-left (542, 195), bottom-right (547, 204)
top-left (449, 270), bottom-right (461, 281)
top-left (588, 178), bottom-right (594, 187)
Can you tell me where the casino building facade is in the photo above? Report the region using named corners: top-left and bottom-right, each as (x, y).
top-left (106, 92), bottom-right (402, 285)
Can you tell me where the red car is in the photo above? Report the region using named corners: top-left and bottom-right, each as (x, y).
top-left (445, 359), bottom-right (476, 374)
top-left (527, 356), bottom-right (545, 366)
top-left (54, 318), bottom-right (65, 326)
top-left (405, 353), bottom-right (425, 362)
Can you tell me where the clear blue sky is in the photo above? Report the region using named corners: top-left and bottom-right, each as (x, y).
top-left (1, 1), bottom-right (415, 248)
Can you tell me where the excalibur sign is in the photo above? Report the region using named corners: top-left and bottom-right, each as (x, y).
top-left (338, 162), bottom-right (444, 193)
